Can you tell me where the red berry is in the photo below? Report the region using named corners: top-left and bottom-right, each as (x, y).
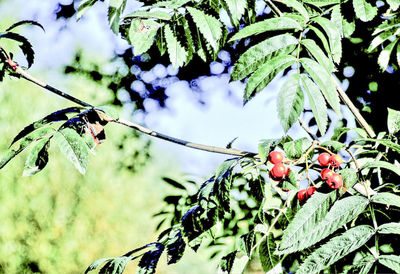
top-left (329, 154), bottom-right (342, 167)
top-left (306, 186), bottom-right (317, 196)
top-left (282, 188), bottom-right (290, 192)
top-left (268, 151), bottom-right (284, 164)
top-left (271, 163), bottom-right (287, 179)
top-left (326, 173), bottom-right (343, 189)
top-left (321, 168), bottom-right (334, 180)
top-left (297, 189), bottom-right (307, 202)
top-left (318, 152), bottom-right (331, 166)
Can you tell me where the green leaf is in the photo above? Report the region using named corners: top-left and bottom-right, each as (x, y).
top-left (53, 128), bottom-right (89, 174)
top-left (331, 5), bottom-right (343, 38)
top-left (101, 256), bottom-right (131, 274)
top-left (308, 25), bottom-right (331, 57)
top-left (186, 7), bottom-right (222, 51)
top-left (124, 10), bottom-right (172, 20)
top-left (378, 38), bottom-right (398, 71)
top-left (387, 0), bottom-right (400, 10)
top-left (301, 39), bottom-right (334, 73)
top-left (164, 25), bottom-right (188, 69)
top-left (312, 17), bottom-right (342, 63)
top-left (302, 0), bottom-right (340, 6)
top-left (300, 74), bottom-right (328, 135)
top-left (320, 140), bottom-right (346, 152)
top-left (360, 138), bottom-right (400, 154)
top-left (378, 255), bottom-right (400, 273)
top-left (223, 0), bottom-right (247, 26)
top-left (244, 55), bottom-right (296, 103)
top-left (387, 107), bottom-right (400, 134)
top-left (371, 192), bottom-right (400, 208)
top-left (258, 139), bottom-right (281, 162)
top-left (368, 28), bottom-right (400, 52)
top-left (278, 195), bottom-right (369, 254)
top-left (218, 251), bottom-right (237, 273)
top-left (352, 0), bottom-right (378, 22)
top-left (259, 234), bottom-right (280, 272)
top-left (231, 33), bottom-right (298, 81)
top-left (277, 192), bottom-right (335, 253)
top-left (229, 17), bottom-right (302, 42)
top-left (275, 0), bottom-right (309, 22)
top-left (361, 160), bottom-right (400, 177)
top-left (0, 127), bottom-right (55, 169)
top-left (377, 222), bottom-right (400, 234)
top-left (128, 19), bottom-right (162, 56)
top-left (238, 231), bottom-right (255, 257)
top-left (77, 0), bottom-right (100, 20)
top-left (108, 0), bottom-right (126, 34)
top-left (297, 225), bottom-right (375, 274)
top-left (300, 57), bottom-right (341, 115)
top-left (85, 257), bottom-right (114, 273)
top-left (277, 74), bottom-right (304, 132)
top-left (23, 137), bottom-right (50, 176)
top-left (339, 168), bottom-right (358, 189)
top-left (283, 137), bottom-right (312, 160)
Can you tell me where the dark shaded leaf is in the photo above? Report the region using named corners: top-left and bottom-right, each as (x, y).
top-left (5, 20), bottom-right (45, 32)
top-left (22, 137), bottom-right (51, 176)
top-left (137, 243), bottom-right (165, 274)
top-left (162, 177), bottom-right (186, 190)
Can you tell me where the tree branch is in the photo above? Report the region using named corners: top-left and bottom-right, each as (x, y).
top-left (6, 61), bottom-right (256, 158)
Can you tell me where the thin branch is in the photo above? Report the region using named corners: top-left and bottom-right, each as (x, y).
top-left (332, 76), bottom-right (376, 138)
top-left (6, 60), bottom-right (256, 158)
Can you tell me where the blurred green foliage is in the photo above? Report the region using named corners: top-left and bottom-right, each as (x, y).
top-left (0, 75), bottom-right (214, 273)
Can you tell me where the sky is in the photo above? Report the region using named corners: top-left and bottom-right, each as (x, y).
top-left (0, 0), bottom-right (356, 177)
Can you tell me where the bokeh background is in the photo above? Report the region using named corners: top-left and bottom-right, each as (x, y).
top-left (0, 0), bottom-right (355, 273)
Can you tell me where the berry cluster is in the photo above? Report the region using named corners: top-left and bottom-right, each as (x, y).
top-left (266, 150), bottom-right (345, 204)
top-left (318, 152), bottom-right (343, 189)
top-left (268, 151), bottom-right (290, 180)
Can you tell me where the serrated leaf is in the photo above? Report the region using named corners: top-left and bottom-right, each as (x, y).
top-left (166, 229), bottom-right (185, 264)
top-left (275, 0), bottom-right (309, 21)
top-left (297, 225), bottom-right (375, 274)
top-left (129, 19), bottom-right (162, 56)
top-left (377, 222), bottom-right (400, 234)
top-left (361, 138), bottom-right (400, 153)
top-left (244, 55), bottom-right (296, 103)
top-left (339, 168), bottom-right (358, 189)
top-left (100, 256), bottom-right (131, 274)
top-left (85, 257), bottom-right (114, 273)
top-left (259, 234), bottom-right (280, 272)
top-left (0, 32), bottom-right (35, 68)
top-left (108, 0), bottom-right (126, 34)
top-left (301, 39), bottom-right (334, 72)
top-left (387, 107), bottom-right (400, 134)
top-left (300, 57), bottom-right (341, 115)
top-left (186, 7), bottom-right (222, 51)
top-left (331, 6), bottom-right (343, 38)
top-left (278, 74), bottom-right (304, 132)
top-left (278, 195), bottom-right (369, 254)
top-left (362, 160), bottom-right (400, 177)
top-left (0, 127), bottom-right (55, 169)
top-left (229, 17), bottom-right (302, 42)
top-left (124, 10), bottom-right (172, 20)
top-left (378, 38), bottom-right (398, 71)
top-left (223, 0), bottom-right (247, 26)
top-left (320, 140), bottom-right (346, 152)
top-left (231, 33), bottom-right (298, 81)
top-left (214, 159), bottom-right (236, 214)
top-left (307, 25), bottom-right (331, 58)
top-left (353, 0), bottom-right (378, 22)
top-left (312, 17), bottom-right (342, 63)
top-left (343, 18), bottom-right (356, 38)
top-left (368, 28), bottom-right (400, 52)
top-left (238, 231), bottom-right (255, 257)
top-left (371, 192), bottom-right (400, 208)
top-left (22, 137), bottom-right (50, 176)
top-left (53, 128), bottom-right (89, 174)
top-left (300, 74), bottom-right (328, 135)
top-left (278, 192), bottom-right (335, 252)
top-left (218, 251), bottom-right (237, 273)
top-left (258, 139), bottom-right (281, 162)
top-left (283, 137), bottom-right (312, 160)
top-left (137, 243), bottom-right (165, 274)
top-left (378, 255), bottom-right (400, 273)
top-left (164, 25), bottom-right (187, 69)
top-left (10, 107), bottom-right (81, 147)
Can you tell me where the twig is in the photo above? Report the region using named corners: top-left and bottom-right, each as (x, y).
top-left (6, 60), bottom-right (256, 158)
top-left (332, 76), bottom-right (376, 138)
